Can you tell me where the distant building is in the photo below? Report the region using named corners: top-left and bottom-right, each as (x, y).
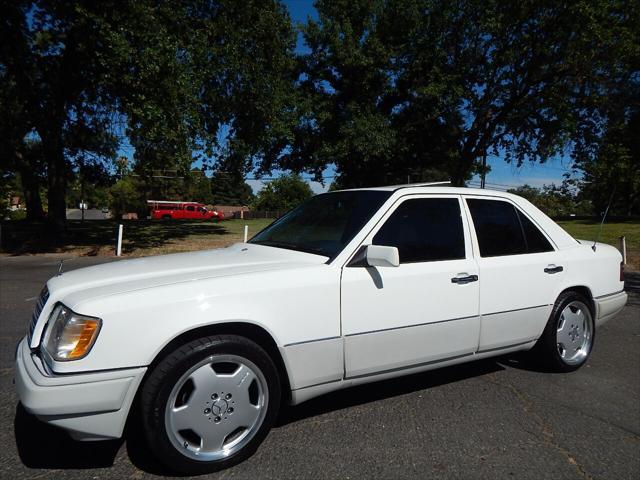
top-left (214, 205), bottom-right (250, 219)
top-left (10, 196), bottom-right (23, 211)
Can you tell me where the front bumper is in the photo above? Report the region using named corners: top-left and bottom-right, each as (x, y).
top-left (14, 337), bottom-right (146, 441)
top-left (595, 291), bottom-right (628, 327)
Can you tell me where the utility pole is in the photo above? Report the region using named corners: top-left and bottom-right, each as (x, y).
top-left (480, 152), bottom-right (487, 189)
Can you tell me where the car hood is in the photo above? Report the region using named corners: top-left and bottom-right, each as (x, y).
top-left (47, 243), bottom-right (328, 301)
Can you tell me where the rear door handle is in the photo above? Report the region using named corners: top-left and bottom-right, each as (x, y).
top-left (451, 274), bottom-right (478, 284)
top-left (544, 265), bottom-right (564, 274)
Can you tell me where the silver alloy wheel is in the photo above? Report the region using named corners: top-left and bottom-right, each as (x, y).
top-left (165, 354), bottom-right (268, 461)
top-left (556, 300), bottom-right (593, 365)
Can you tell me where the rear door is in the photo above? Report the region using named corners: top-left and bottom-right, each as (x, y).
top-left (463, 196), bottom-right (564, 351)
top-left (341, 195), bottom-right (480, 378)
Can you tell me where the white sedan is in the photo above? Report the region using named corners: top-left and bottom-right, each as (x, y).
top-left (15, 185), bottom-right (627, 474)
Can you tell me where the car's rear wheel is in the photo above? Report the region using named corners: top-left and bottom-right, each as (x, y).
top-left (139, 335), bottom-right (281, 475)
top-left (534, 291), bottom-right (595, 372)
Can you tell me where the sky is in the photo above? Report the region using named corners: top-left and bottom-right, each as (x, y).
top-left (120, 0), bottom-right (574, 194)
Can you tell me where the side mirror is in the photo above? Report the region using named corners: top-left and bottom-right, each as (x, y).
top-left (348, 245), bottom-right (400, 268)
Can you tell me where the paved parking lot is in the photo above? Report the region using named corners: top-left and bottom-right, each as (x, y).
top-left (1, 256), bottom-right (638, 479)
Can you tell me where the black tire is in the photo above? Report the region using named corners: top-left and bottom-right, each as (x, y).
top-left (140, 335), bottom-right (281, 475)
top-left (533, 291), bottom-right (595, 372)
top-left (162, 215), bottom-right (172, 220)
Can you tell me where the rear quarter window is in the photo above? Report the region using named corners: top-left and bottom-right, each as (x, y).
top-left (516, 210), bottom-right (554, 253)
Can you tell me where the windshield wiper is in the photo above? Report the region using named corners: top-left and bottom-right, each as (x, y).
top-left (252, 240), bottom-right (327, 257)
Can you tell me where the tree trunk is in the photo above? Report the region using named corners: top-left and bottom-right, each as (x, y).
top-left (43, 134), bottom-right (67, 231)
top-left (19, 166), bottom-right (45, 221)
top-left (450, 149), bottom-right (479, 187)
top-left (14, 151), bottom-right (45, 221)
top-left (450, 157), bottom-right (474, 186)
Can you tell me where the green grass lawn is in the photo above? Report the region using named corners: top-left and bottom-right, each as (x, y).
top-left (0, 218), bottom-right (275, 256)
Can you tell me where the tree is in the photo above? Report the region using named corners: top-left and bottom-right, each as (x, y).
top-left (66, 162), bottom-right (113, 210)
top-left (507, 183), bottom-right (591, 218)
top-left (210, 171), bottom-right (254, 206)
top-left (287, 0), bottom-right (637, 187)
top-left (1, 0), bottom-right (297, 227)
top-left (577, 106), bottom-right (640, 216)
top-left (109, 175), bottom-right (146, 218)
top-left (252, 174), bottom-right (313, 211)
top-left (184, 169), bottom-right (214, 205)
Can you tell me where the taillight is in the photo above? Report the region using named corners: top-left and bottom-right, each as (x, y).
top-left (620, 261), bottom-right (624, 282)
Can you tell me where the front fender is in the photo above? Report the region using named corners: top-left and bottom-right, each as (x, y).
top-left (46, 265), bottom-right (341, 375)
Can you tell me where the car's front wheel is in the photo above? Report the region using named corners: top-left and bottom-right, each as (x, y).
top-left (534, 291), bottom-right (595, 372)
top-left (139, 335), bottom-right (281, 475)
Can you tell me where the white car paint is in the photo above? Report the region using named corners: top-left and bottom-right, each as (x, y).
top-left (15, 186), bottom-right (627, 441)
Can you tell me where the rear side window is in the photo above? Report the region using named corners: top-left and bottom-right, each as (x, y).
top-left (467, 199), bottom-right (554, 257)
top-left (373, 198), bottom-right (465, 263)
top-left (517, 210), bottom-right (554, 253)
top-left (467, 199), bottom-right (526, 257)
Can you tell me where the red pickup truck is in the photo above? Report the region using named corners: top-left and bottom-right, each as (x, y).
top-left (148, 201), bottom-right (224, 221)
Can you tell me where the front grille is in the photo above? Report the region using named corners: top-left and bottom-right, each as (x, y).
top-left (27, 285), bottom-right (49, 344)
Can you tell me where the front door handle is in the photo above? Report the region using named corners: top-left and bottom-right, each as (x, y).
top-left (451, 274), bottom-right (478, 284)
top-left (544, 265), bottom-right (564, 274)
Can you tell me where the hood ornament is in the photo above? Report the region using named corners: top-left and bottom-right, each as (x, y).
top-left (57, 259), bottom-right (64, 276)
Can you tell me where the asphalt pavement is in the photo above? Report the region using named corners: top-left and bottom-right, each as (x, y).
top-left (0, 255), bottom-right (638, 479)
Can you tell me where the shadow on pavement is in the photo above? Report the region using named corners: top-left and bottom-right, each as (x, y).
top-left (14, 403), bottom-right (123, 469)
top-left (1, 219), bottom-right (227, 255)
top-left (624, 271), bottom-right (640, 297)
top-left (277, 358), bottom-right (505, 426)
top-left (13, 358), bottom-right (507, 475)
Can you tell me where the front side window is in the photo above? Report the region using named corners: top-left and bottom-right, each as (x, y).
top-left (250, 190), bottom-right (392, 258)
top-left (466, 198), bottom-right (553, 257)
top-left (373, 198), bottom-right (465, 263)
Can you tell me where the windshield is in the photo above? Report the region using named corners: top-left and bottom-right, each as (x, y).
top-left (249, 190), bottom-right (392, 259)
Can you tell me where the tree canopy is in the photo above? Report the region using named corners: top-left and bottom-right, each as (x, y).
top-left (252, 174), bottom-right (313, 211)
top-left (1, 0), bottom-right (638, 221)
top-left (0, 0), bottom-right (296, 227)
top-left (210, 171), bottom-right (254, 206)
top-left (282, 0), bottom-right (638, 188)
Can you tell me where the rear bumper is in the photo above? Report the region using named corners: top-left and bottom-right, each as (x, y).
top-left (595, 291), bottom-right (628, 327)
top-left (14, 337), bottom-right (146, 441)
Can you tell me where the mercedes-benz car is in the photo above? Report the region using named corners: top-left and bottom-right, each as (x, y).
top-left (15, 185), bottom-right (627, 474)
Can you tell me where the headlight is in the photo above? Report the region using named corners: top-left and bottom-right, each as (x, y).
top-left (42, 304), bottom-right (102, 361)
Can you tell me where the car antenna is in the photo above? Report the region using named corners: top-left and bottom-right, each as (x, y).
top-left (592, 186), bottom-right (616, 252)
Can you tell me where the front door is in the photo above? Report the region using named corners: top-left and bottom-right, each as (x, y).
top-left (341, 195), bottom-right (480, 378)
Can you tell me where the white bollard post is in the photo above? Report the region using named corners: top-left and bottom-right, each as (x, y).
top-left (619, 236), bottom-right (627, 265)
top-left (117, 224), bottom-right (123, 256)
top-left (243, 225), bottom-right (249, 243)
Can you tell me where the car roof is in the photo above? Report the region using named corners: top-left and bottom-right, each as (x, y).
top-left (335, 183), bottom-right (517, 199)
